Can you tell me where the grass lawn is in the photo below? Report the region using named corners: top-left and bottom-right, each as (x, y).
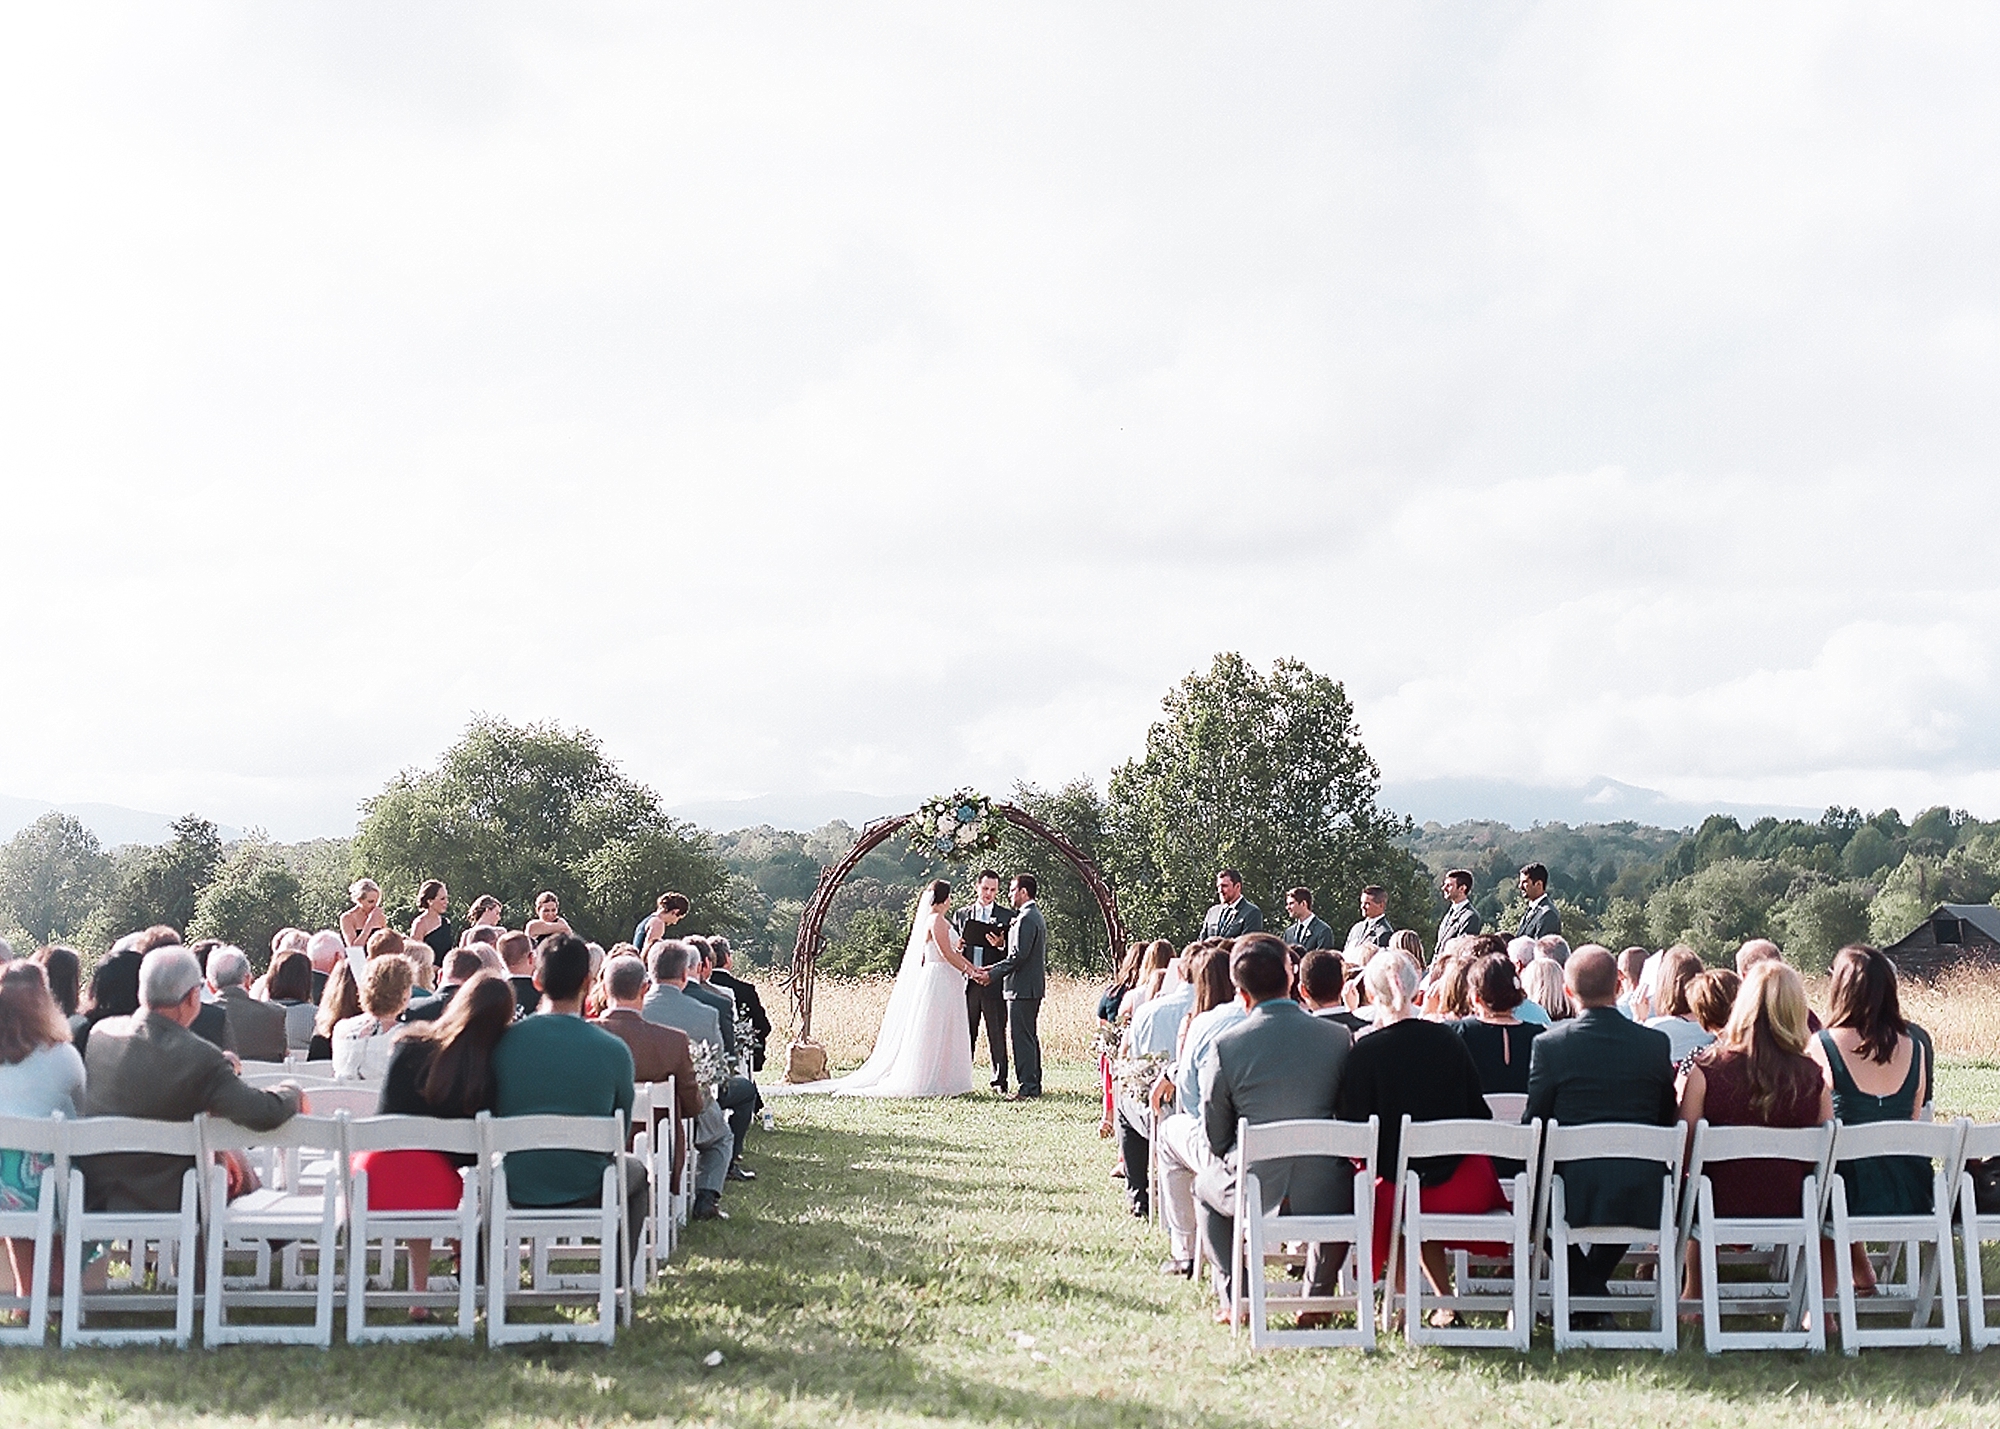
top-left (5, 1058), bottom-right (2000, 1426)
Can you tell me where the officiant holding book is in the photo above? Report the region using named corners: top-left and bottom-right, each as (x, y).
top-left (956, 868), bottom-right (1015, 1093)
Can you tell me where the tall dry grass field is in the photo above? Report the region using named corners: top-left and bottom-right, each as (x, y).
top-left (768, 972), bottom-right (1105, 1071)
top-left (1835, 962), bottom-right (2000, 1062)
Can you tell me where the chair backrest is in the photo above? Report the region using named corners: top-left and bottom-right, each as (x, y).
top-left (649, 1078), bottom-right (680, 1114)
top-left (1959, 1120), bottom-right (2000, 1163)
top-left (63, 1115), bottom-right (201, 1159)
top-left (0, 1111), bottom-right (67, 1157)
top-left (236, 1060), bottom-right (291, 1079)
top-left (299, 1086), bottom-right (382, 1119)
top-left (1829, 1117), bottom-right (1963, 1166)
top-left (483, 1113), bottom-right (625, 1158)
top-left (1541, 1119), bottom-right (1686, 1169)
top-left (1238, 1116), bottom-right (1379, 1181)
top-left (342, 1112), bottom-right (485, 1157)
top-left (1485, 1093), bottom-right (1528, 1122)
top-left (1400, 1115), bottom-right (1540, 1166)
top-left (1690, 1120), bottom-right (1834, 1168)
top-left (199, 1113), bottom-right (346, 1155)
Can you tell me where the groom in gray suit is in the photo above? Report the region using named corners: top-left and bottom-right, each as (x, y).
top-left (982, 873), bottom-right (1047, 1100)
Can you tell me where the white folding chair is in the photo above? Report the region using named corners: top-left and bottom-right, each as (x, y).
top-left (198, 1114), bottom-right (343, 1346)
top-left (1485, 1093), bottom-right (1528, 1123)
top-left (1228, 1116), bottom-right (1378, 1350)
top-left (342, 1113), bottom-right (484, 1341)
top-left (235, 1060), bottom-right (292, 1080)
top-left (60, 1117), bottom-right (201, 1347)
top-left (1825, 1118), bottom-right (1964, 1354)
top-left (1958, 1121), bottom-right (2000, 1350)
top-left (1386, 1116), bottom-right (1542, 1348)
top-left (635, 1079), bottom-right (687, 1277)
top-left (0, 1113), bottom-right (67, 1346)
top-left (1681, 1120), bottom-right (1835, 1353)
top-left (1532, 1120), bottom-right (1685, 1351)
top-left (485, 1113), bottom-right (630, 1345)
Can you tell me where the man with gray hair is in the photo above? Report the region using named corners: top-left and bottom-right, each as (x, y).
top-left (80, 948), bottom-right (303, 1211)
top-left (641, 939), bottom-right (759, 1207)
top-left (594, 954), bottom-right (724, 1211)
top-left (1536, 935), bottom-right (1571, 967)
top-left (1507, 936), bottom-right (1539, 969)
top-left (210, 944), bottom-right (288, 1063)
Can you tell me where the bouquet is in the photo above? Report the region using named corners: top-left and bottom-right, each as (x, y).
top-left (732, 1006), bottom-right (757, 1077)
top-left (907, 789), bottom-right (1001, 863)
top-left (689, 1038), bottom-right (729, 1094)
top-left (1111, 1050), bottom-right (1171, 1104)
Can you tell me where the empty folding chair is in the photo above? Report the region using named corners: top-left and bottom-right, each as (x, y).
top-left (1959, 1121), bottom-right (2000, 1350)
top-left (1229, 1115), bottom-right (1378, 1350)
top-left (1385, 1116), bottom-right (1542, 1348)
top-left (1681, 1119), bottom-right (1835, 1353)
top-left (485, 1113), bottom-right (630, 1345)
top-left (0, 1113), bottom-right (67, 1346)
top-left (60, 1116), bottom-right (201, 1347)
top-left (1824, 1117), bottom-right (1964, 1354)
top-left (343, 1112), bottom-right (484, 1341)
top-left (198, 1113), bottom-right (344, 1346)
top-left (1532, 1120), bottom-right (1685, 1351)
top-left (638, 1078), bottom-right (684, 1277)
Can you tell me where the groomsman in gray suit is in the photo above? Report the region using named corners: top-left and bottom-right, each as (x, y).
top-left (1341, 885), bottom-right (1395, 965)
top-left (1199, 869), bottom-right (1263, 941)
top-left (1436, 868), bottom-right (1483, 951)
top-left (956, 869), bottom-right (1012, 1092)
top-left (982, 873), bottom-right (1047, 1100)
top-left (1515, 863), bottom-right (1563, 940)
top-left (1281, 887), bottom-right (1336, 954)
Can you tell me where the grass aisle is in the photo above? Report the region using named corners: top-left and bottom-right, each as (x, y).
top-left (5, 1060), bottom-right (2000, 1425)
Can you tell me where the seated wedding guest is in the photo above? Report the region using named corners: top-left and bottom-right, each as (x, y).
top-left (1614, 947), bottom-right (1650, 1020)
top-left (32, 945), bottom-right (81, 1022)
top-left (1424, 955), bottom-right (1474, 1019)
top-left (340, 878), bottom-right (390, 950)
top-left (1521, 958), bottom-right (1571, 1022)
top-left (1191, 934), bottom-right (1352, 1325)
top-left (643, 939), bottom-right (758, 1202)
top-left (179, 936), bottom-right (235, 1052)
top-left (1299, 950), bottom-right (1368, 1035)
top-left (405, 947), bottom-right (486, 1024)
top-left (407, 879), bottom-right (455, 966)
top-left (1809, 944), bottom-right (1934, 1286)
top-left (633, 890), bottom-right (689, 955)
top-left (595, 954), bottom-right (714, 1195)
top-left (1110, 949), bottom-right (1196, 1217)
top-left (305, 929), bottom-right (345, 1002)
top-left (1150, 945), bottom-right (1250, 1277)
top-left (1454, 954), bottom-right (1544, 1095)
top-left (1686, 968), bottom-right (1740, 1043)
top-left (361, 970), bottom-right (516, 1306)
top-left (496, 930), bottom-right (539, 1019)
top-left (333, 954), bottom-right (415, 1082)
top-left (1537, 935), bottom-right (1571, 967)
top-left (708, 938), bottom-right (770, 1072)
top-left (264, 950), bottom-right (319, 1051)
top-left (1675, 959), bottom-right (1830, 1298)
top-left (1334, 948), bottom-right (1500, 1306)
top-left (524, 891), bottom-right (573, 943)
top-left (1507, 936), bottom-right (1537, 969)
top-left (0, 962), bottom-right (87, 1293)
top-left (1738, 938), bottom-right (1825, 1030)
top-left (1098, 941), bottom-right (1149, 1024)
top-left (1644, 946), bottom-right (1713, 1061)
top-left (685, 939), bottom-right (743, 1066)
top-left (209, 944), bottom-right (287, 1063)
top-left (1388, 928), bottom-right (1427, 970)
top-left (80, 948), bottom-right (302, 1211)
top-left (308, 958), bottom-right (362, 1062)
top-left (492, 934), bottom-right (646, 1249)
top-left (1523, 947), bottom-right (1676, 1325)
top-left (1118, 941), bottom-right (1176, 1023)
top-left (73, 935), bottom-right (144, 1058)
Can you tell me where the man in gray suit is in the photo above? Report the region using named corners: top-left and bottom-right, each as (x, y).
top-left (1341, 885), bottom-right (1396, 965)
top-left (81, 948), bottom-right (303, 1211)
top-left (1515, 863), bottom-right (1563, 940)
top-left (981, 873), bottom-right (1046, 1100)
top-left (1191, 933), bottom-right (1353, 1315)
top-left (1281, 887), bottom-right (1336, 955)
top-left (209, 944), bottom-right (288, 1063)
top-left (1199, 869), bottom-right (1263, 941)
top-left (643, 939), bottom-right (759, 1198)
top-left (1436, 868), bottom-right (1483, 953)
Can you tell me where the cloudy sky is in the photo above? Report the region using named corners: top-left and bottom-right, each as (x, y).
top-left (2, 3), bottom-right (1996, 839)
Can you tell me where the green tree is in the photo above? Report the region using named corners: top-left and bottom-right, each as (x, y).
top-left (352, 717), bottom-right (733, 948)
top-left (1103, 654), bottom-right (1430, 943)
top-left (819, 904), bottom-right (909, 978)
top-left (189, 838), bottom-right (304, 966)
top-left (0, 811), bottom-right (113, 944)
top-left (1772, 880), bottom-right (1872, 973)
top-left (1645, 858), bottom-right (1792, 962)
top-left (986, 778), bottom-right (1115, 976)
top-left (99, 814), bottom-right (223, 938)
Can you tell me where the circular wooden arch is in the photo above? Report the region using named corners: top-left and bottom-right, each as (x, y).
top-left (785, 801), bottom-right (1127, 1039)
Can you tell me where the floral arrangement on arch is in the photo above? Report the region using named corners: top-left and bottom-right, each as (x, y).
top-left (908, 789), bottom-right (1002, 863)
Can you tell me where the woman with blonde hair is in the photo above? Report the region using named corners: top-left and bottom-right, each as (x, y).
top-left (340, 878), bottom-right (389, 949)
top-left (1388, 928), bottom-right (1427, 969)
top-left (1117, 940), bottom-right (1178, 1023)
top-left (1645, 945), bottom-right (1714, 1061)
top-left (1520, 958), bottom-right (1571, 1021)
top-left (333, 954), bottom-right (416, 1082)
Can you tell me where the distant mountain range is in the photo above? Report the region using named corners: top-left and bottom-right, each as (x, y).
top-left (0, 795), bottom-right (244, 848)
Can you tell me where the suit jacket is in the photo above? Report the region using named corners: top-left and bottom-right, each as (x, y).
top-left (984, 901), bottom-right (1047, 1001)
top-left (191, 1000), bottom-right (234, 1053)
top-left (1343, 914), bottom-right (1395, 960)
top-left (1523, 1006), bottom-right (1676, 1227)
top-left (953, 901), bottom-right (1014, 970)
top-left (1436, 901), bottom-right (1483, 950)
top-left (640, 982), bottom-right (724, 1056)
top-left (594, 1008), bottom-right (705, 1179)
top-left (1517, 896), bottom-right (1563, 941)
top-left (709, 968), bottom-right (771, 1047)
top-left (685, 979), bottom-right (739, 1060)
top-left (402, 981), bottom-right (464, 1023)
top-left (1200, 998), bottom-right (1354, 1214)
top-left (1282, 915), bottom-right (1335, 953)
top-left (509, 975), bottom-right (539, 1019)
top-left (218, 984), bottom-right (288, 1063)
top-left (1200, 898), bottom-right (1263, 941)
top-left (81, 1011), bottom-right (301, 1211)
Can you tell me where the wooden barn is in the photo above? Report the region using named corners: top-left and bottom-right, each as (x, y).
top-left (1882, 902), bottom-right (2000, 975)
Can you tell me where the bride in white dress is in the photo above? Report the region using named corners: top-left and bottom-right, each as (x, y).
top-left (779, 879), bottom-right (981, 1098)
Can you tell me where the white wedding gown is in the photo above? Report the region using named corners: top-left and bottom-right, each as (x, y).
top-left (777, 904), bottom-right (977, 1098)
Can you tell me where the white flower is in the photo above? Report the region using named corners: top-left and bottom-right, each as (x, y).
top-left (937, 814), bottom-right (956, 835)
top-left (703, 1350), bottom-right (724, 1368)
top-left (956, 825), bottom-right (977, 845)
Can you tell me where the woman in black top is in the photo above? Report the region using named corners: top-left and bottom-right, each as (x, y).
top-left (1453, 954), bottom-right (1544, 1095)
top-left (408, 879), bottom-right (456, 964)
top-left (1335, 950), bottom-right (1504, 1307)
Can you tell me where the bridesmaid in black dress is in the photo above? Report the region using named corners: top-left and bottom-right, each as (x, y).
top-left (408, 879), bottom-right (456, 964)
